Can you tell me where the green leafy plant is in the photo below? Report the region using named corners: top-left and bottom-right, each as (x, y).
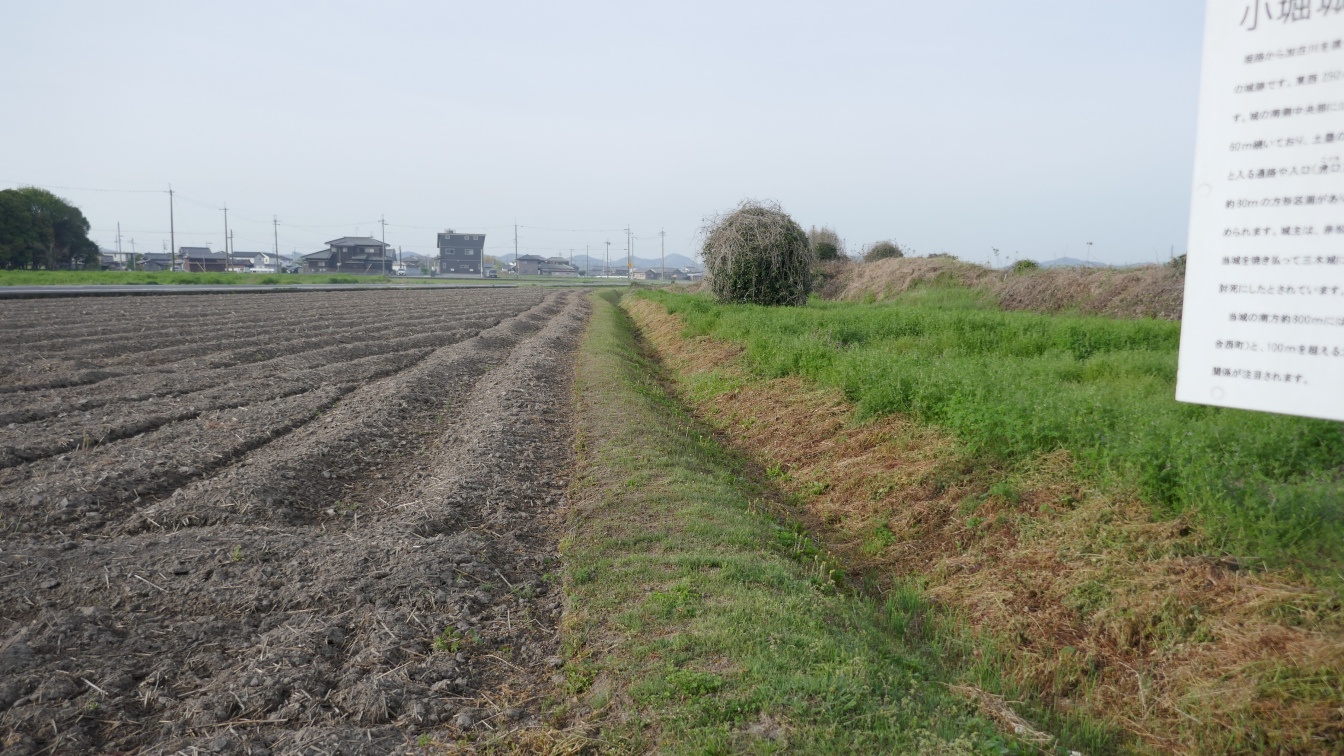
top-left (432, 627), bottom-right (473, 653)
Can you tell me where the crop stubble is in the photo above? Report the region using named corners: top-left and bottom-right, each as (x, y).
top-left (0, 288), bottom-right (590, 754)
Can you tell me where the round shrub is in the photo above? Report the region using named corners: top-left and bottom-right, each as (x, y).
top-left (1012, 259), bottom-right (1040, 273)
top-left (808, 226), bottom-right (845, 261)
top-left (863, 240), bottom-right (903, 262)
top-left (814, 241), bottom-right (841, 260)
top-left (702, 201), bottom-right (814, 306)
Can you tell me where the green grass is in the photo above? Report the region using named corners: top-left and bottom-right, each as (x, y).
top-left (637, 287), bottom-right (1344, 576)
top-left (0, 270), bottom-right (396, 285)
top-left (562, 291), bottom-right (1107, 753)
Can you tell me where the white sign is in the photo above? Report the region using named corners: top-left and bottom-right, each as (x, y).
top-left (1178, 1), bottom-right (1344, 422)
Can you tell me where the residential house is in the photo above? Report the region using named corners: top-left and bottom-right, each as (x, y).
top-left (236, 252), bottom-right (298, 273)
top-left (179, 247), bottom-right (228, 272)
top-left (139, 253), bottom-right (175, 271)
top-left (437, 230), bottom-right (486, 275)
top-left (540, 257), bottom-right (580, 277)
top-left (639, 267), bottom-right (686, 281)
top-left (513, 254), bottom-right (547, 275)
top-left (301, 237), bottom-right (394, 275)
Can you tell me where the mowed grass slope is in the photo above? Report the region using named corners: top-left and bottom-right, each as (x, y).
top-left (624, 289), bottom-right (1344, 752)
top-left (559, 292), bottom-right (1066, 753)
top-left (643, 286), bottom-right (1344, 575)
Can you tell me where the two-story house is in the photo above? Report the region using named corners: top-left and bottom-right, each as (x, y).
top-left (301, 237), bottom-right (394, 275)
top-left (437, 230), bottom-right (486, 275)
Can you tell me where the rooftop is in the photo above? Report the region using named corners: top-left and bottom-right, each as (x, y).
top-left (326, 237), bottom-right (387, 248)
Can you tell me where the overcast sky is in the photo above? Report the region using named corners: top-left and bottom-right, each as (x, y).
top-left (1, 1), bottom-right (1206, 266)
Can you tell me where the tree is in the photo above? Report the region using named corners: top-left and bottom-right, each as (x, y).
top-left (862, 240), bottom-right (903, 263)
top-left (807, 225), bottom-right (845, 261)
top-left (0, 188), bottom-right (100, 270)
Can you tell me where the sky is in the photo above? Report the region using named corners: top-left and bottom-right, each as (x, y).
top-left (0, 1), bottom-right (1208, 267)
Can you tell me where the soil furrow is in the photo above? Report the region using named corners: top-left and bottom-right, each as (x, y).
top-left (0, 308), bottom-right (514, 392)
top-left (132, 292), bottom-right (573, 532)
top-left (0, 386), bottom-right (357, 538)
top-left (0, 287), bottom-right (588, 755)
top-left (0, 347), bottom-right (438, 469)
top-left (0, 289), bottom-right (519, 339)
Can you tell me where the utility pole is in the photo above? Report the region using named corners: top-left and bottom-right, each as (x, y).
top-left (605, 240), bottom-right (610, 277)
top-left (222, 203), bottom-right (230, 272)
top-left (229, 230), bottom-right (234, 271)
top-left (380, 215), bottom-right (387, 276)
top-left (116, 222), bottom-right (122, 268)
top-left (625, 226), bottom-right (632, 282)
top-left (513, 223), bottom-right (519, 273)
top-left (1087, 241), bottom-right (1093, 267)
top-left (273, 217), bottom-right (280, 272)
top-left (585, 244), bottom-right (589, 277)
top-left (660, 228), bottom-right (666, 285)
top-left (168, 186), bottom-right (176, 272)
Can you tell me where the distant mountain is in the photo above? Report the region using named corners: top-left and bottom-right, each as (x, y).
top-left (1037, 257), bottom-right (1109, 269)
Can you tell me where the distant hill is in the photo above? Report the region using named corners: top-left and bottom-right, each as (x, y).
top-left (1037, 257), bottom-right (1109, 269)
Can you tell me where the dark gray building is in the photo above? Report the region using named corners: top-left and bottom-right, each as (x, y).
top-left (437, 230), bottom-right (486, 275)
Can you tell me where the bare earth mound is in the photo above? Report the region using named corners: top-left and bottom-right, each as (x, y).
top-left (0, 288), bottom-right (589, 754)
top-left (821, 257), bottom-right (1186, 320)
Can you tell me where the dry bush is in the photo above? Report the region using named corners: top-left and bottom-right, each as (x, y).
top-left (702, 201), bottom-right (814, 306)
top-left (830, 256), bottom-right (1187, 320)
top-left (807, 226), bottom-right (846, 261)
top-left (862, 240), bottom-right (904, 262)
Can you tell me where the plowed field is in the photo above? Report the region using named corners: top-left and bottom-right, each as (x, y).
top-left (0, 288), bottom-right (590, 754)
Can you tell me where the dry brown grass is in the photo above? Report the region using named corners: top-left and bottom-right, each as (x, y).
top-left (624, 297), bottom-right (1344, 754)
top-left (822, 257), bottom-right (1186, 320)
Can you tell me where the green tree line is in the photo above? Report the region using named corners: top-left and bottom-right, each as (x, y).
top-left (0, 187), bottom-right (100, 270)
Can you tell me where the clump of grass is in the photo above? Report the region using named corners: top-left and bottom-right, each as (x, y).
top-left (431, 626), bottom-right (477, 653)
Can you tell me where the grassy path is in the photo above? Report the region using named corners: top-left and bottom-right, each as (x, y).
top-left (554, 292), bottom-right (1053, 754)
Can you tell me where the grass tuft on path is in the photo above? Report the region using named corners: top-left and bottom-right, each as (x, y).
top-left (559, 291), bottom-right (1088, 754)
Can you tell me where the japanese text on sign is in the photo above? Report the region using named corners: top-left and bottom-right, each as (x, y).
top-left (1177, 1), bottom-right (1344, 420)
